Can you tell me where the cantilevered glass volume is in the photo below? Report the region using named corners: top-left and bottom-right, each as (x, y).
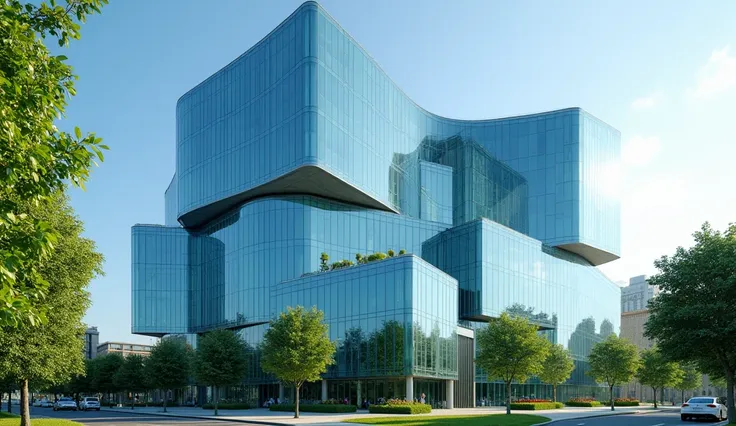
top-left (132, 1), bottom-right (621, 408)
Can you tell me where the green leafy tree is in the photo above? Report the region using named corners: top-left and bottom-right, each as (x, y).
top-left (0, 193), bottom-right (103, 426)
top-left (93, 354), bottom-right (124, 404)
top-left (0, 374), bottom-right (17, 413)
top-left (146, 337), bottom-right (193, 413)
top-left (67, 360), bottom-right (93, 404)
top-left (475, 313), bottom-right (550, 415)
top-left (539, 344), bottom-right (575, 402)
top-left (260, 306), bottom-right (336, 419)
top-left (320, 252), bottom-right (329, 271)
top-left (636, 347), bottom-right (683, 408)
top-left (0, 0), bottom-right (108, 327)
top-left (114, 354), bottom-right (147, 410)
top-left (674, 363), bottom-right (702, 404)
top-left (645, 222), bottom-right (736, 423)
top-left (193, 330), bottom-right (249, 416)
top-left (587, 335), bottom-right (640, 411)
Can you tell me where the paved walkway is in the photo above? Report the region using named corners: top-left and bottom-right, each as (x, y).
top-left (103, 405), bottom-right (675, 425)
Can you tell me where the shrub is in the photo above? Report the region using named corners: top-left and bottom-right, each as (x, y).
top-left (369, 403), bottom-right (431, 414)
top-left (202, 402), bottom-right (251, 410)
top-left (614, 398), bottom-right (640, 407)
top-left (510, 402), bottom-right (563, 410)
top-left (565, 399), bottom-right (603, 407)
top-left (387, 250), bottom-right (395, 257)
top-left (398, 249), bottom-right (406, 255)
top-left (517, 399), bottom-right (552, 403)
top-left (365, 252), bottom-right (387, 262)
top-left (269, 404), bottom-right (356, 413)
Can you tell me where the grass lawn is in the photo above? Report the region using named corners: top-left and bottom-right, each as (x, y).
top-left (0, 413), bottom-right (82, 426)
top-left (343, 414), bottom-right (550, 426)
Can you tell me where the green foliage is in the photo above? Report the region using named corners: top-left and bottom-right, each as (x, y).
top-left (587, 335), bottom-right (639, 410)
top-left (636, 347), bottom-right (683, 408)
top-left (344, 414), bottom-right (550, 425)
top-left (91, 353), bottom-right (124, 395)
top-left (260, 306), bottom-right (335, 418)
top-left (613, 399), bottom-right (639, 406)
top-left (364, 252), bottom-right (387, 262)
top-left (330, 259), bottom-right (353, 270)
top-left (565, 400), bottom-right (602, 407)
top-left (539, 344), bottom-right (574, 402)
top-left (193, 330), bottom-right (249, 415)
top-left (270, 404), bottom-right (356, 413)
top-left (398, 249), bottom-right (406, 255)
top-left (368, 403), bottom-right (431, 414)
top-left (113, 354), bottom-right (147, 407)
top-left (476, 313), bottom-right (550, 414)
top-left (355, 253), bottom-right (363, 264)
top-left (387, 249), bottom-right (395, 257)
top-left (675, 363), bottom-right (702, 392)
top-left (146, 337), bottom-right (192, 395)
top-left (645, 222), bottom-right (736, 421)
top-left (0, 193), bottom-right (103, 424)
top-left (0, 0), bottom-right (108, 327)
top-left (202, 402), bottom-right (251, 410)
top-left (0, 420), bottom-right (82, 426)
top-left (320, 252), bottom-right (329, 271)
top-left (509, 402), bottom-right (563, 410)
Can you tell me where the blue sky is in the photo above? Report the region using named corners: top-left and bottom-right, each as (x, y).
top-left (56, 0), bottom-right (736, 344)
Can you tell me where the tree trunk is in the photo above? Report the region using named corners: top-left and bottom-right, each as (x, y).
top-left (681, 389), bottom-right (684, 405)
top-left (652, 387), bottom-right (657, 409)
top-left (20, 379), bottom-right (30, 426)
top-left (506, 382), bottom-right (512, 415)
top-left (214, 386), bottom-right (218, 416)
top-left (609, 384), bottom-right (615, 411)
top-left (553, 384), bottom-right (557, 403)
top-left (726, 371), bottom-right (734, 424)
top-left (163, 390), bottom-right (167, 413)
top-left (295, 385), bottom-right (300, 419)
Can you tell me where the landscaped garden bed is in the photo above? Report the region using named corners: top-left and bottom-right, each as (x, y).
top-left (510, 399), bottom-right (563, 410)
top-left (345, 414), bottom-right (551, 425)
top-left (565, 398), bottom-right (603, 407)
top-left (613, 398), bottom-right (640, 406)
top-left (367, 399), bottom-right (431, 414)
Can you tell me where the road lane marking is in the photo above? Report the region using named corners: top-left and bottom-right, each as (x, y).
top-left (651, 423), bottom-right (665, 426)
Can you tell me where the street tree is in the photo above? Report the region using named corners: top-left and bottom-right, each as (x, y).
top-left (0, 193), bottom-right (103, 426)
top-left (644, 222), bottom-right (736, 423)
top-left (636, 347), bottom-right (683, 408)
top-left (260, 306), bottom-right (336, 419)
top-left (92, 354), bottom-right (124, 404)
top-left (68, 360), bottom-right (93, 404)
top-left (0, 0), bottom-right (108, 327)
top-left (539, 344), bottom-right (575, 402)
top-left (146, 337), bottom-right (193, 412)
top-left (114, 355), bottom-right (148, 409)
top-left (475, 313), bottom-right (550, 415)
top-left (194, 330), bottom-right (249, 416)
top-left (674, 363), bottom-right (702, 404)
top-left (587, 334), bottom-right (639, 411)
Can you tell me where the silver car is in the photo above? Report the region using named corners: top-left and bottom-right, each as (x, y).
top-left (53, 397), bottom-right (77, 411)
top-left (79, 397), bottom-right (100, 411)
top-left (681, 396), bottom-right (727, 421)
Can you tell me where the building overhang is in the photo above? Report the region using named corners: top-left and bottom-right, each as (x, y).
top-left (178, 165), bottom-right (398, 229)
top-left (556, 242), bottom-right (620, 266)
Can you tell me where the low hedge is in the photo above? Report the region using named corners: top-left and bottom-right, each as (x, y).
top-left (368, 404), bottom-right (432, 414)
top-left (614, 400), bottom-right (640, 407)
top-left (202, 402), bottom-right (251, 410)
top-left (510, 402), bottom-right (563, 410)
top-left (269, 404), bottom-right (356, 413)
top-left (565, 401), bottom-right (603, 407)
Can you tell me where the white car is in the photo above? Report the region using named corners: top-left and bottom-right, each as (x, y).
top-left (78, 397), bottom-right (100, 411)
top-left (681, 396), bottom-right (727, 421)
top-left (53, 397), bottom-right (77, 411)
top-left (38, 399), bottom-right (53, 408)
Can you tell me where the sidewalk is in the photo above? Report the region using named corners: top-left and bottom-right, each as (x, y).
top-left (103, 405), bottom-right (671, 425)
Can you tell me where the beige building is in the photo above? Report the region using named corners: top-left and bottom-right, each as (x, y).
top-left (97, 341), bottom-right (153, 357)
top-left (620, 309), bottom-right (655, 401)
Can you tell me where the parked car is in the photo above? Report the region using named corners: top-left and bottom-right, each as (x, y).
top-left (37, 399), bottom-right (53, 408)
top-left (681, 396), bottom-right (727, 421)
top-left (53, 397), bottom-right (77, 411)
top-left (78, 397), bottom-right (100, 411)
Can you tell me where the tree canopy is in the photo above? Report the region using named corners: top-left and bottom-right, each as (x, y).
top-left (260, 306), bottom-right (335, 418)
top-left (636, 347), bottom-right (683, 408)
top-left (674, 362), bottom-right (702, 403)
top-left (0, 0), bottom-right (108, 327)
top-left (146, 337), bottom-right (193, 412)
top-left (194, 330), bottom-right (249, 416)
top-left (587, 334), bottom-right (639, 411)
top-left (644, 222), bottom-right (736, 422)
top-left (114, 354), bottom-right (148, 409)
top-left (539, 343), bottom-right (575, 402)
top-left (475, 313), bottom-right (550, 415)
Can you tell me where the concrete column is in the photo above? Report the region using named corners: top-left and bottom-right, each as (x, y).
top-left (406, 376), bottom-right (414, 401)
top-left (356, 381), bottom-right (361, 407)
top-left (278, 383), bottom-right (284, 402)
top-left (321, 380), bottom-right (328, 402)
top-left (445, 380), bottom-right (454, 409)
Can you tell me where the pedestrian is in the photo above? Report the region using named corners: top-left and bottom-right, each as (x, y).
top-left (420, 393), bottom-right (426, 404)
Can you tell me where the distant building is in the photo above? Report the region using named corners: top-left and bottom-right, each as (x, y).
top-left (84, 327), bottom-right (99, 359)
top-left (621, 275), bottom-right (660, 313)
top-left (97, 341), bottom-right (153, 357)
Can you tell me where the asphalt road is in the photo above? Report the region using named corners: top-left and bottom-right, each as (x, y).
top-left (550, 411), bottom-right (729, 426)
top-left (29, 407), bottom-right (263, 426)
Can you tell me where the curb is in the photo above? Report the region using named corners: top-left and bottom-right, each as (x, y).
top-left (531, 408), bottom-right (663, 425)
top-left (103, 408), bottom-right (288, 425)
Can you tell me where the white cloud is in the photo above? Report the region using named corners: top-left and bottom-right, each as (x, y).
top-left (690, 45), bottom-right (736, 99)
top-left (622, 135), bottom-right (662, 166)
top-left (631, 94), bottom-right (657, 109)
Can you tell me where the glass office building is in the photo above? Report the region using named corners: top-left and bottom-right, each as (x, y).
top-left (132, 1), bottom-right (621, 408)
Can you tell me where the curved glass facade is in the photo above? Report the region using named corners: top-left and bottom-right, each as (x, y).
top-left (132, 0), bottom-right (622, 408)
